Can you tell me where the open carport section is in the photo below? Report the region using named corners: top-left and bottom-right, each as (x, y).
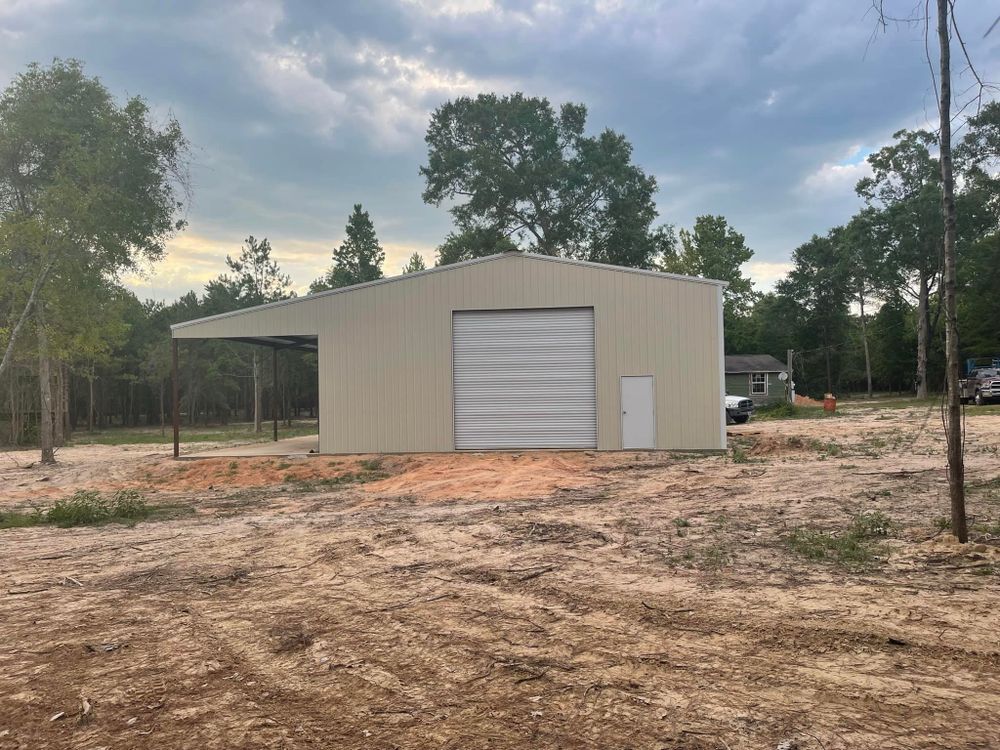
top-left (170, 251), bottom-right (727, 456)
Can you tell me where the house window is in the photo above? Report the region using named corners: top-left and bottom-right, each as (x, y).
top-left (750, 373), bottom-right (767, 396)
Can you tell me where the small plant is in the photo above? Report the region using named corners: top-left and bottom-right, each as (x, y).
top-left (109, 489), bottom-right (150, 519)
top-left (851, 510), bottom-right (892, 537)
top-left (731, 444), bottom-right (750, 464)
top-left (934, 516), bottom-right (952, 531)
top-left (359, 458), bottom-right (384, 472)
top-left (673, 517), bottom-right (691, 537)
top-left (227, 460), bottom-right (239, 474)
top-left (785, 512), bottom-right (893, 569)
top-left (275, 461), bottom-right (292, 470)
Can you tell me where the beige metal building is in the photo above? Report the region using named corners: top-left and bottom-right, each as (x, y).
top-left (171, 251), bottom-right (727, 454)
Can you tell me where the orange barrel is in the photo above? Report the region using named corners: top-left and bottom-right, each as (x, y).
top-left (823, 393), bottom-right (837, 413)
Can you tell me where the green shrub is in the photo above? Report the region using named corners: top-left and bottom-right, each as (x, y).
top-left (109, 489), bottom-right (150, 519)
top-left (44, 489), bottom-right (150, 528)
top-left (47, 491), bottom-right (110, 527)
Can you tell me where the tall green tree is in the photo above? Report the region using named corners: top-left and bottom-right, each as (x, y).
top-left (777, 233), bottom-right (852, 394)
top-left (663, 215), bottom-right (758, 350)
top-left (0, 59), bottom-right (188, 462)
top-left (311, 204), bottom-right (384, 292)
top-left (856, 130), bottom-right (942, 398)
top-left (832, 210), bottom-right (891, 398)
top-left (421, 93), bottom-right (662, 266)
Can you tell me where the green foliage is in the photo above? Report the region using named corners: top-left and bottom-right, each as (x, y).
top-left (0, 59), bottom-right (189, 384)
top-left (402, 252), bottom-right (427, 274)
top-left (311, 204), bottom-right (384, 291)
top-left (436, 227), bottom-right (518, 265)
top-left (0, 508), bottom-right (45, 529)
top-left (45, 489), bottom-right (150, 527)
top-left (421, 93), bottom-right (664, 268)
top-left (211, 236), bottom-right (292, 307)
top-left (666, 215), bottom-right (759, 316)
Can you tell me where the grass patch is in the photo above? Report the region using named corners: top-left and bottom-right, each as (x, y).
top-left (753, 403), bottom-right (831, 422)
top-left (0, 489), bottom-right (176, 530)
top-left (286, 465), bottom-right (391, 492)
top-left (785, 511), bottom-right (892, 569)
top-left (66, 421), bottom-right (318, 447)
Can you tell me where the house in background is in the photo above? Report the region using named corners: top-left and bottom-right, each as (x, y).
top-left (725, 354), bottom-right (789, 407)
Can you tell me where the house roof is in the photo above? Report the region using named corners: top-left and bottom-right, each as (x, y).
top-left (171, 250), bottom-right (727, 334)
top-left (725, 354), bottom-right (787, 373)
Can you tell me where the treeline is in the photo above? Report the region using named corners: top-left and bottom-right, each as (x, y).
top-left (4, 61), bottom-right (1000, 460)
top-left (729, 113), bottom-right (1000, 399)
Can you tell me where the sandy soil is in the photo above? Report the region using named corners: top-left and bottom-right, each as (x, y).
top-left (2, 406), bottom-right (1000, 749)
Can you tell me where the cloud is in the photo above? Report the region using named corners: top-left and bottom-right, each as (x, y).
top-left (253, 47), bottom-right (349, 135)
top-left (745, 260), bottom-right (794, 292)
top-left (802, 143), bottom-right (874, 195)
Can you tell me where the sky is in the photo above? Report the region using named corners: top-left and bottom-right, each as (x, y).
top-left (2, 0), bottom-right (999, 300)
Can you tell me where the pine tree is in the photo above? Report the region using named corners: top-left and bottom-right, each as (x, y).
top-left (311, 205), bottom-right (385, 292)
top-left (402, 252), bottom-right (426, 274)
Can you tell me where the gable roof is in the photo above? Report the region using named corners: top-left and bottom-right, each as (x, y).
top-left (171, 251), bottom-right (727, 332)
top-left (725, 354), bottom-right (787, 373)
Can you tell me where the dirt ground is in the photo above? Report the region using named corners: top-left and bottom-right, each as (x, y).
top-left (2, 405), bottom-right (1000, 749)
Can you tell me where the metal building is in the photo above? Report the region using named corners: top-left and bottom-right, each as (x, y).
top-left (170, 251), bottom-right (727, 454)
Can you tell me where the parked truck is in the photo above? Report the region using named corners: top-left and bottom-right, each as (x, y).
top-left (960, 357), bottom-right (1000, 405)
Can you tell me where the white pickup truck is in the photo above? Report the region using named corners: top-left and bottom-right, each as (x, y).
top-left (725, 395), bottom-right (754, 424)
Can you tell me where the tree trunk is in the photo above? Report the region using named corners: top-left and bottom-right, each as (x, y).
top-left (0, 257), bottom-right (55, 385)
top-left (36, 309), bottom-right (55, 465)
top-left (937, 0), bottom-right (967, 543)
top-left (253, 349), bottom-right (262, 433)
top-left (859, 290), bottom-right (873, 399)
top-left (915, 271), bottom-right (929, 398)
top-left (63, 363), bottom-right (72, 439)
top-left (87, 374), bottom-right (95, 432)
top-left (159, 379), bottom-right (166, 436)
top-left (53, 361), bottom-right (65, 447)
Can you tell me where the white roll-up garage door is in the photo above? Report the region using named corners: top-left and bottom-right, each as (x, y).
top-left (453, 307), bottom-right (597, 449)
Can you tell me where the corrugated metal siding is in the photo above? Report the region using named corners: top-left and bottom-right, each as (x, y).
top-left (173, 253), bottom-right (725, 453)
top-left (453, 308), bottom-right (597, 449)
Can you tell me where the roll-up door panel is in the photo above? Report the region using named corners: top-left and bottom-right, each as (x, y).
top-left (453, 308), bottom-right (597, 449)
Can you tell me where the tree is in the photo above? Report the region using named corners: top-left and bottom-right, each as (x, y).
top-left (421, 93), bottom-right (661, 265)
top-left (663, 216), bottom-right (759, 350)
top-left (311, 205), bottom-right (384, 292)
top-left (0, 59), bottom-right (189, 462)
top-left (402, 252), bottom-right (427, 274)
top-left (210, 236), bottom-right (291, 432)
top-left (833, 210), bottom-right (890, 399)
top-left (436, 227), bottom-right (518, 266)
top-left (777, 234), bottom-right (852, 394)
top-left (856, 130), bottom-right (942, 398)
top-left (934, 0), bottom-right (965, 542)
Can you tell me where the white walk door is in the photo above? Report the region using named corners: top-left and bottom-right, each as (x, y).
top-left (453, 308), bottom-right (597, 449)
top-left (621, 375), bottom-right (656, 449)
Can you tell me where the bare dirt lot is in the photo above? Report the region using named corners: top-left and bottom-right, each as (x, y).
top-left (2, 405), bottom-right (1000, 749)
